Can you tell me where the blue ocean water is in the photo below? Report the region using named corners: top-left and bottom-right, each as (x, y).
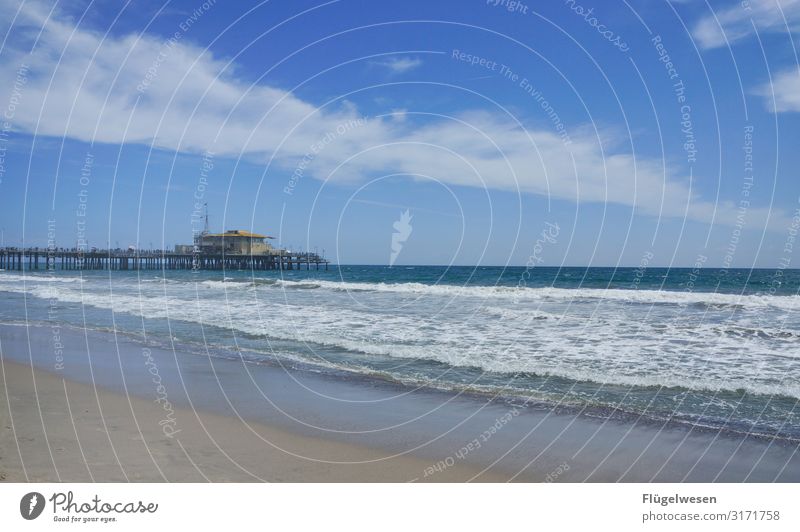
top-left (1, 265), bottom-right (799, 440)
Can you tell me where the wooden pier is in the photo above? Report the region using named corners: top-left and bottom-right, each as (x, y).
top-left (0, 248), bottom-right (329, 272)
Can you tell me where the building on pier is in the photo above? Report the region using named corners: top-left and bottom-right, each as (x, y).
top-left (178, 229), bottom-right (276, 255)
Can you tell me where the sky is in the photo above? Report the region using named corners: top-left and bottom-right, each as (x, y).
top-left (0, 0), bottom-right (798, 267)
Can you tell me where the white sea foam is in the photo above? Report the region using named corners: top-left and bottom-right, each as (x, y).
top-left (5, 272), bottom-right (798, 310)
top-left (2, 274), bottom-right (800, 399)
top-left (0, 272), bottom-right (85, 283)
top-left (264, 278), bottom-right (800, 310)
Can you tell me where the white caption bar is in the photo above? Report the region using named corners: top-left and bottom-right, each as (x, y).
top-left (1, 483), bottom-right (797, 531)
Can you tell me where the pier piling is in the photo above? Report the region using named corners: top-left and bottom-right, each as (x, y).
top-left (0, 248), bottom-right (329, 272)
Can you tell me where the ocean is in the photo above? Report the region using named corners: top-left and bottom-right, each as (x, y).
top-left (1, 265), bottom-right (799, 441)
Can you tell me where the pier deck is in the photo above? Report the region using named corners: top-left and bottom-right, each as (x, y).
top-left (0, 248), bottom-right (329, 271)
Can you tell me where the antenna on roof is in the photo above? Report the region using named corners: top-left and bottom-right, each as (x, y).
top-left (203, 203), bottom-right (209, 235)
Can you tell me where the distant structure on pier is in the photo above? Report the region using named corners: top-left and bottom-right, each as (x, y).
top-left (176, 229), bottom-right (275, 256)
top-left (176, 205), bottom-right (278, 256)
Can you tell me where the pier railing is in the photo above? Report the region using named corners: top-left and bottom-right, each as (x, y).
top-left (0, 247), bottom-right (329, 271)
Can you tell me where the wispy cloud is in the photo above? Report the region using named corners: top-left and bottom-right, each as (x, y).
top-left (0, 0), bottom-right (787, 231)
top-left (371, 56), bottom-right (423, 74)
top-left (692, 0), bottom-right (800, 49)
top-left (755, 67), bottom-right (800, 112)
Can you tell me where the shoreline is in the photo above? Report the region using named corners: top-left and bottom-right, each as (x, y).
top-left (7, 317), bottom-right (799, 446)
top-left (0, 359), bottom-right (511, 482)
top-left (1, 323), bottom-right (799, 482)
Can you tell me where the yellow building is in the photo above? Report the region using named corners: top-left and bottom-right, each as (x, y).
top-left (198, 230), bottom-right (273, 255)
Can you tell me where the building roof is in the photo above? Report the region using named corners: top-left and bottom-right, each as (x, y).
top-left (204, 229), bottom-right (268, 239)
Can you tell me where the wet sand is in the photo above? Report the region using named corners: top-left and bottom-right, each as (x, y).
top-left (0, 359), bottom-right (511, 482)
top-left (1, 323), bottom-right (798, 482)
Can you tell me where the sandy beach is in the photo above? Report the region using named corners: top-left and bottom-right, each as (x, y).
top-left (0, 358), bottom-right (509, 482)
top-left (1, 322), bottom-right (799, 482)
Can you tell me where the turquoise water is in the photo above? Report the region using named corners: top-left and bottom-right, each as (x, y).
top-left (1, 265), bottom-right (799, 440)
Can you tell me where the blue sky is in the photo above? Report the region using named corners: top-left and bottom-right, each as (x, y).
top-left (0, 0), bottom-right (799, 266)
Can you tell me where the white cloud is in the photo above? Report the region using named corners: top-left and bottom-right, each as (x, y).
top-left (371, 56), bottom-right (422, 74)
top-left (692, 0), bottom-right (800, 49)
top-left (0, 0), bottom-right (787, 231)
top-left (756, 67), bottom-right (800, 111)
